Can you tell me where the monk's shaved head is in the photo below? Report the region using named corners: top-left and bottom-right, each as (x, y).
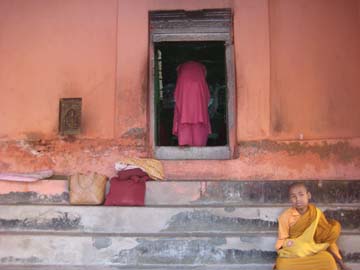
top-left (288, 182), bottom-right (308, 195)
top-left (288, 182), bottom-right (311, 214)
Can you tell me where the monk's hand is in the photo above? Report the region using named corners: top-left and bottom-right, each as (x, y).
top-left (286, 240), bottom-right (294, 247)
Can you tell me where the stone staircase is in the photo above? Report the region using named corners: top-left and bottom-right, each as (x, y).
top-left (0, 180), bottom-right (359, 270)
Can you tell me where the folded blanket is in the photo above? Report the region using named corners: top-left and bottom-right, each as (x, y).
top-left (0, 169), bottom-right (54, 182)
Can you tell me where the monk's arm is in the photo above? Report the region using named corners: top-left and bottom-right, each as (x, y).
top-left (276, 214), bottom-right (290, 250)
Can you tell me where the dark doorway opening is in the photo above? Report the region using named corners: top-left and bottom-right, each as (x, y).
top-left (154, 41), bottom-right (227, 147)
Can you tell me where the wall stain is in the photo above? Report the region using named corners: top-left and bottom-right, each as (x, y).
top-left (0, 160), bottom-right (10, 170)
top-left (193, 181), bottom-right (360, 209)
top-left (272, 106), bottom-right (284, 133)
top-left (0, 211), bottom-right (81, 231)
top-left (24, 132), bottom-right (44, 142)
top-left (0, 256), bottom-right (42, 264)
top-left (112, 238), bottom-right (277, 264)
top-left (92, 237), bottom-right (112, 249)
top-left (0, 191), bottom-right (69, 204)
top-left (162, 210), bottom-right (277, 232)
top-left (27, 139), bottom-right (55, 154)
top-left (140, 60), bottom-right (148, 113)
top-left (323, 209), bottom-right (360, 230)
top-left (121, 128), bottom-right (145, 140)
top-left (344, 252), bottom-right (360, 262)
top-left (239, 140), bottom-right (360, 163)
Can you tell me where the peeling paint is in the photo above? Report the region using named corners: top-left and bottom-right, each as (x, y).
top-left (16, 140), bottom-right (43, 156)
top-left (1, 137), bottom-right (360, 179)
top-left (239, 140), bottom-right (360, 163)
top-left (0, 139), bottom-right (147, 175)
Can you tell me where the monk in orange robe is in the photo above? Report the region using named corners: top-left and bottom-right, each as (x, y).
top-left (172, 61), bottom-right (211, 146)
top-left (275, 183), bottom-right (351, 270)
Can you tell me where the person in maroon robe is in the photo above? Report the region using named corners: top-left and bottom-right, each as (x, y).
top-left (172, 61), bottom-right (211, 146)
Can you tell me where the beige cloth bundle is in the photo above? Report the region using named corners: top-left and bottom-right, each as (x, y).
top-left (115, 157), bottom-right (165, 180)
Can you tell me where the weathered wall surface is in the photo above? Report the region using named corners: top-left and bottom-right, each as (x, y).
top-left (0, 0), bottom-right (118, 139)
top-left (0, 138), bottom-right (359, 180)
top-left (234, 0), bottom-right (270, 140)
top-left (0, 0), bottom-right (359, 180)
top-left (270, 0), bottom-right (360, 140)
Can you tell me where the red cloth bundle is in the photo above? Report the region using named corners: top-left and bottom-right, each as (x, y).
top-left (104, 168), bottom-right (149, 206)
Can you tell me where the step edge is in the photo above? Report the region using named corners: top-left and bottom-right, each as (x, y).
top-left (0, 231), bottom-right (359, 237)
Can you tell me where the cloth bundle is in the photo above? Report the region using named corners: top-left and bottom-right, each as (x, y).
top-left (104, 168), bottom-right (149, 206)
top-left (115, 157), bottom-right (164, 181)
top-left (0, 170), bottom-right (53, 182)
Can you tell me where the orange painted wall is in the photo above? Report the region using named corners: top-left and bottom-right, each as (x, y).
top-left (0, 0), bottom-right (359, 180)
top-left (0, 0), bottom-right (118, 140)
top-left (104, 0), bottom-right (272, 142)
top-left (234, 0), bottom-right (270, 140)
top-left (0, 0), bottom-right (272, 142)
top-left (115, 0), bottom-right (237, 141)
top-left (270, 0), bottom-right (360, 140)
top-left (3, 0), bottom-right (359, 143)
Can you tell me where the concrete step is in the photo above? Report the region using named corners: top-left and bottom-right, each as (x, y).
top-left (1, 180), bottom-right (359, 206)
top-left (1, 205), bottom-right (359, 266)
top-left (0, 180), bottom-right (359, 268)
top-left (0, 265), bottom-right (284, 270)
top-left (1, 265), bottom-right (360, 270)
top-left (0, 234), bottom-right (359, 265)
top-left (0, 205), bottom-right (359, 234)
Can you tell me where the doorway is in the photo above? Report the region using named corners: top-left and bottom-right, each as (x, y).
top-left (149, 9), bottom-right (236, 159)
top-left (154, 41), bottom-right (227, 147)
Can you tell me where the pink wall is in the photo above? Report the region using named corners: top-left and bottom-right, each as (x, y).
top-left (1, 0), bottom-right (360, 142)
top-left (115, 0), bottom-right (236, 142)
top-left (116, 0), bottom-right (272, 142)
top-left (0, 0), bottom-right (118, 140)
top-left (0, 0), bottom-right (359, 181)
top-left (234, 0), bottom-right (271, 140)
top-left (270, 0), bottom-right (360, 140)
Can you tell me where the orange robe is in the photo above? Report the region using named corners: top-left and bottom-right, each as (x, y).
top-left (275, 204), bottom-right (341, 270)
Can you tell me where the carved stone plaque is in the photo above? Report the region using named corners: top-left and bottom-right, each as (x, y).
top-left (59, 98), bottom-right (82, 135)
